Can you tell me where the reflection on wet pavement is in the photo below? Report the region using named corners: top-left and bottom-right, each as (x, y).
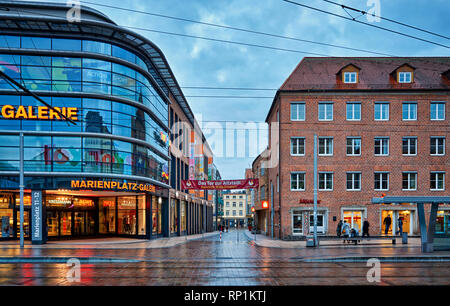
top-left (0, 230), bottom-right (449, 286)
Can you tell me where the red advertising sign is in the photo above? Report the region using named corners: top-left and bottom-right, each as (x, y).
top-left (181, 179), bottom-right (259, 190)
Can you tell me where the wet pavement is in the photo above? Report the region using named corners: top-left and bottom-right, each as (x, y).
top-left (0, 229), bottom-right (449, 286)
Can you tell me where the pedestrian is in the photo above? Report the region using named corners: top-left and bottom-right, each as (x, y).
top-left (397, 217), bottom-right (403, 236)
top-left (383, 215), bottom-right (392, 235)
top-left (341, 220), bottom-right (350, 241)
top-left (362, 218), bottom-right (370, 237)
top-left (336, 220), bottom-right (343, 238)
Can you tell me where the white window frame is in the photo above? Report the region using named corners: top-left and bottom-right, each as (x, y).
top-left (290, 137), bottom-right (305, 156)
top-left (318, 137), bottom-right (333, 156)
top-left (374, 102), bottom-right (389, 121)
top-left (346, 137), bottom-right (361, 156)
top-left (402, 102), bottom-right (417, 121)
top-left (318, 102), bottom-right (333, 121)
top-left (374, 172), bottom-right (389, 191)
top-left (430, 137), bottom-right (445, 156)
top-left (402, 137), bottom-right (417, 156)
top-left (398, 72), bottom-right (412, 83)
top-left (374, 137), bottom-right (389, 156)
top-left (292, 210), bottom-right (303, 235)
top-left (319, 172), bottom-right (333, 191)
top-left (290, 172), bottom-right (305, 191)
top-left (346, 172), bottom-right (361, 191)
top-left (430, 172), bottom-right (445, 191)
top-left (290, 102), bottom-right (305, 121)
top-left (346, 102), bottom-right (361, 121)
top-left (430, 102), bottom-right (445, 121)
top-left (344, 72), bottom-right (357, 83)
top-left (402, 172), bottom-right (417, 191)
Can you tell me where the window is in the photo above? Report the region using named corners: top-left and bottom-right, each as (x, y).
top-left (239, 202), bottom-right (243, 207)
top-left (374, 103), bottom-right (389, 120)
top-left (346, 102), bottom-right (361, 120)
top-left (347, 137), bottom-right (361, 155)
top-left (319, 172), bottom-right (333, 190)
top-left (291, 137), bottom-right (305, 155)
top-left (402, 137), bottom-right (417, 155)
top-left (346, 172), bottom-right (361, 191)
top-left (291, 103), bottom-right (305, 121)
top-left (374, 137), bottom-right (389, 156)
top-left (398, 72), bottom-right (412, 83)
top-left (226, 211), bottom-right (229, 216)
top-left (232, 202), bottom-right (236, 207)
top-left (430, 137), bottom-right (445, 155)
top-left (318, 103), bottom-right (333, 121)
top-left (226, 202), bottom-right (230, 207)
top-left (344, 72), bottom-right (357, 83)
top-left (402, 102), bottom-right (417, 120)
top-left (239, 210), bottom-right (243, 216)
top-left (291, 172), bottom-right (305, 191)
top-left (402, 172), bottom-right (417, 190)
top-left (232, 210), bottom-right (236, 216)
top-left (430, 102), bottom-right (445, 120)
top-left (319, 137), bottom-right (333, 155)
top-left (430, 172), bottom-right (445, 191)
top-left (374, 172), bottom-right (389, 190)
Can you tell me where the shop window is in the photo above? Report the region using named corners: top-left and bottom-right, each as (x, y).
top-left (99, 197), bottom-right (116, 234)
top-left (435, 211), bottom-right (450, 234)
top-left (343, 211), bottom-right (362, 232)
top-left (118, 196), bottom-right (136, 235)
top-left (0, 194), bottom-right (14, 238)
top-left (309, 214), bottom-right (325, 234)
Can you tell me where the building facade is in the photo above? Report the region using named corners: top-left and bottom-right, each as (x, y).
top-left (222, 191), bottom-right (247, 228)
top-left (0, 1), bottom-right (216, 242)
top-left (264, 57), bottom-right (449, 239)
top-left (251, 149), bottom-right (270, 235)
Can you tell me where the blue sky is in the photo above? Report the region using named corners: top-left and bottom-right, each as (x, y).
top-left (24, 0), bottom-right (450, 178)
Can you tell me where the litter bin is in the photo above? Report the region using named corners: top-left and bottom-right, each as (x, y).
top-left (402, 232), bottom-right (408, 244)
top-left (306, 236), bottom-right (318, 247)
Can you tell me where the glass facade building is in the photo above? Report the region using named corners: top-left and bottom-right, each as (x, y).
top-left (0, 1), bottom-right (211, 242)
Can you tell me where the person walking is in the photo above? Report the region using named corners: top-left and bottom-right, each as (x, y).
top-left (336, 220), bottom-right (343, 238)
top-left (383, 215), bottom-right (392, 235)
top-left (362, 219), bottom-right (370, 237)
top-left (397, 217), bottom-right (403, 236)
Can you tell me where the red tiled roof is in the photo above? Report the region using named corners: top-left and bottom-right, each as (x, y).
top-left (280, 57), bottom-right (450, 91)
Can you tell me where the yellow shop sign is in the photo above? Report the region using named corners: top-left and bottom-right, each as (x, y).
top-left (71, 179), bottom-right (156, 193)
top-left (1, 105), bottom-right (79, 121)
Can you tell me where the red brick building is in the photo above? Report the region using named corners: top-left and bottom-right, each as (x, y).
top-left (264, 57), bottom-right (450, 239)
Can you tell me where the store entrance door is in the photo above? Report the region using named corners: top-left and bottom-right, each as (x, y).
top-left (74, 211), bottom-right (95, 236)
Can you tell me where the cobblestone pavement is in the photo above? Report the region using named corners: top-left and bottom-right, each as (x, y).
top-left (0, 229), bottom-right (449, 286)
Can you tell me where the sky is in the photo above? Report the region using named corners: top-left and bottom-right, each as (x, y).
top-left (18, 0), bottom-right (450, 179)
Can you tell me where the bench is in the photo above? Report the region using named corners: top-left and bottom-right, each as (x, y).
top-left (342, 236), bottom-right (398, 245)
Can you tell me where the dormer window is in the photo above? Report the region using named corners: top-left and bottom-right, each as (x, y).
top-left (337, 64), bottom-right (360, 84)
top-left (392, 64), bottom-right (415, 84)
top-left (344, 72), bottom-right (357, 83)
top-left (399, 71), bottom-right (412, 83)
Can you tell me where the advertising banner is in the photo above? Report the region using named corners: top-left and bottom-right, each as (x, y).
top-left (181, 179), bottom-right (259, 190)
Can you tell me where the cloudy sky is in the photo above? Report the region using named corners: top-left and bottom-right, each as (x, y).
top-left (22, 0), bottom-right (450, 178)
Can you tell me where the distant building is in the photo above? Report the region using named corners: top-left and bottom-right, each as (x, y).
top-left (222, 191), bottom-right (247, 227)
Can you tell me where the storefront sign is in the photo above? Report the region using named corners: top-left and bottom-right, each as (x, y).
top-left (31, 190), bottom-right (43, 244)
top-left (181, 179), bottom-right (259, 190)
top-left (1, 105), bottom-right (79, 121)
top-left (71, 180), bottom-right (155, 193)
top-left (299, 199), bottom-right (321, 204)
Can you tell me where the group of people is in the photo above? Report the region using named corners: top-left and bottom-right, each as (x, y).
top-left (336, 215), bottom-right (405, 238)
top-left (336, 219), bottom-right (370, 238)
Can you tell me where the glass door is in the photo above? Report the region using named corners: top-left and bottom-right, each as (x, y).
top-left (292, 211), bottom-right (302, 235)
top-left (343, 211), bottom-right (362, 232)
top-left (60, 212), bottom-right (72, 236)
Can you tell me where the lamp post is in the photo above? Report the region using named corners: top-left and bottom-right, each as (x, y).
top-left (313, 134), bottom-right (318, 247)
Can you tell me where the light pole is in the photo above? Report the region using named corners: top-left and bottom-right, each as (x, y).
top-left (19, 132), bottom-right (24, 248)
top-left (313, 134), bottom-right (318, 247)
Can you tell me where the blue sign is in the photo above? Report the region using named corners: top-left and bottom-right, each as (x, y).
top-left (31, 191), bottom-right (43, 244)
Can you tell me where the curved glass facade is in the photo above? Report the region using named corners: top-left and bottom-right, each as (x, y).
top-left (0, 35), bottom-right (170, 186)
